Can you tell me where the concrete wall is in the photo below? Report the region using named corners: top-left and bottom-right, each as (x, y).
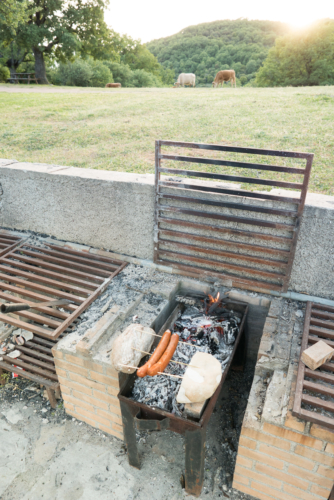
top-left (1, 159), bottom-right (333, 299)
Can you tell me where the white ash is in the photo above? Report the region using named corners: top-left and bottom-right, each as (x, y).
top-left (131, 302), bottom-right (241, 417)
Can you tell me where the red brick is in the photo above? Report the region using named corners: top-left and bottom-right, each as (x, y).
top-left (310, 425), bottom-right (334, 444)
top-left (64, 354), bottom-right (103, 373)
top-left (93, 390), bottom-right (121, 412)
top-left (75, 406), bottom-right (112, 428)
top-left (112, 422), bottom-right (123, 433)
top-left (238, 446), bottom-right (284, 470)
top-left (239, 436), bottom-right (257, 450)
top-left (58, 376), bottom-right (93, 396)
top-left (317, 465), bottom-right (334, 480)
top-left (64, 395), bottom-right (96, 414)
top-left (233, 474), bottom-right (250, 486)
top-left (285, 412), bottom-right (306, 433)
top-left (235, 465), bottom-right (282, 490)
top-left (242, 428), bottom-right (291, 451)
top-left (90, 371), bottom-right (119, 387)
top-left (72, 390), bottom-right (109, 411)
top-left (59, 385), bottom-right (71, 395)
top-left (252, 481), bottom-right (305, 500)
top-left (255, 463), bottom-right (308, 490)
top-left (262, 423), bottom-right (324, 450)
top-left (288, 465), bottom-right (333, 490)
top-left (52, 349), bottom-right (63, 359)
top-left (259, 444), bottom-right (314, 470)
top-left (236, 455), bottom-right (253, 469)
top-left (295, 445), bottom-right (334, 467)
top-left (325, 443), bottom-right (334, 455)
top-left (55, 367), bottom-right (67, 379)
top-left (284, 483), bottom-right (323, 500)
top-left (98, 424), bottom-right (123, 441)
top-left (96, 408), bottom-right (122, 426)
top-left (64, 401), bottom-right (75, 412)
top-left (69, 372), bottom-right (106, 391)
top-left (107, 386), bottom-right (119, 397)
top-left (232, 482), bottom-right (273, 500)
top-left (311, 484), bottom-right (331, 498)
top-left (105, 366), bottom-right (118, 378)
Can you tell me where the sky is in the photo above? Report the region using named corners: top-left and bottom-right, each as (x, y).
top-left (104, 0), bottom-right (334, 43)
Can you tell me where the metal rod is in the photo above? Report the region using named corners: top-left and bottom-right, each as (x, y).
top-left (131, 347), bottom-right (200, 368)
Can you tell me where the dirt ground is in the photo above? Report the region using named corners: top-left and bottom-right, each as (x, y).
top-left (0, 360), bottom-right (257, 500)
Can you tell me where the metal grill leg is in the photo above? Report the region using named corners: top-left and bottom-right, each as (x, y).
top-left (46, 388), bottom-right (57, 408)
top-left (185, 427), bottom-right (206, 497)
top-left (328, 484), bottom-right (334, 500)
top-left (120, 401), bottom-right (140, 469)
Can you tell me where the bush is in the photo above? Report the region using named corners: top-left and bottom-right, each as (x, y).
top-left (53, 58), bottom-right (112, 87)
top-left (102, 62), bottom-right (134, 87)
top-left (0, 65), bottom-right (10, 82)
top-left (131, 69), bottom-right (162, 87)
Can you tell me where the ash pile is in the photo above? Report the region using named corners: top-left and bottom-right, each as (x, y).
top-left (131, 293), bottom-right (242, 417)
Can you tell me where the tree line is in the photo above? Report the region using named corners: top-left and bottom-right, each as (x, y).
top-left (0, 0), bottom-right (174, 87)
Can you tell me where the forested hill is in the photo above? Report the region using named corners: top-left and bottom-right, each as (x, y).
top-left (147, 19), bottom-right (290, 84)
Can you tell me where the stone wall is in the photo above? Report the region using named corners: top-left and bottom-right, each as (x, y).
top-left (1, 159), bottom-right (334, 299)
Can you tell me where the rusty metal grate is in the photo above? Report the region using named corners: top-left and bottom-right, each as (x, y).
top-left (293, 301), bottom-right (334, 430)
top-left (0, 332), bottom-right (60, 406)
top-left (0, 244), bottom-right (127, 340)
top-left (0, 231), bottom-right (23, 257)
top-left (154, 140), bottom-right (313, 293)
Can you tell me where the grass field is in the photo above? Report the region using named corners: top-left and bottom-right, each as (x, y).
top-left (0, 85), bottom-right (333, 195)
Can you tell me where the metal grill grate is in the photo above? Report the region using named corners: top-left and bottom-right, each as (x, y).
top-left (0, 231), bottom-right (23, 257)
top-left (293, 302), bottom-right (334, 430)
top-left (0, 244), bottom-right (127, 340)
top-left (154, 140), bottom-right (313, 293)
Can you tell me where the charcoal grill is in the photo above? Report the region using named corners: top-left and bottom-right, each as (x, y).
top-left (118, 295), bottom-right (248, 497)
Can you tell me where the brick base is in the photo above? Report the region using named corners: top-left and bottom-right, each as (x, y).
top-left (52, 349), bottom-right (123, 440)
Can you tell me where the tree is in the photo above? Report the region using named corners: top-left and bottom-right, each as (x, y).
top-left (0, 0), bottom-right (28, 35)
top-left (256, 19), bottom-right (334, 87)
top-left (0, 0), bottom-right (114, 84)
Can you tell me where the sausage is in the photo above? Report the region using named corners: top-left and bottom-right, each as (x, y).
top-left (136, 329), bottom-right (171, 378)
top-left (147, 333), bottom-right (179, 377)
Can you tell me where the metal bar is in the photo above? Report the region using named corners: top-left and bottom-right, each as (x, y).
top-left (303, 380), bottom-right (334, 398)
top-left (0, 313), bottom-right (54, 337)
top-left (158, 205), bottom-right (295, 231)
top-left (302, 394), bottom-right (334, 413)
top-left (311, 304), bottom-right (334, 313)
top-left (159, 228), bottom-right (290, 257)
top-left (308, 335), bottom-right (334, 348)
top-left (7, 253), bottom-right (104, 283)
top-left (35, 246), bottom-right (119, 272)
top-left (0, 292), bottom-right (69, 319)
top-left (154, 140), bottom-right (161, 264)
top-left (120, 401), bottom-right (141, 469)
top-left (18, 248), bottom-right (112, 278)
top-left (282, 154), bottom-right (313, 291)
top-left (157, 249), bottom-right (285, 279)
top-left (1, 257), bottom-right (98, 290)
top-left (310, 318), bottom-right (334, 330)
top-left (19, 353), bottom-right (56, 371)
top-left (16, 345), bottom-right (54, 363)
top-left (158, 217), bottom-right (292, 244)
top-left (1, 354), bottom-right (58, 381)
top-left (293, 302), bottom-right (312, 419)
top-left (0, 305), bottom-right (61, 328)
top-left (0, 360), bottom-right (57, 388)
top-left (0, 264), bottom-right (91, 296)
top-left (159, 153), bottom-right (306, 174)
top-left (159, 167), bottom-right (303, 190)
top-left (158, 193), bottom-right (298, 217)
top-left (50, 262), bottom-right (127, 339)
top-left (158, 180), bottom-right (301, 204)
top-left (159, 238), bottom-right (287, 268)
top-left (0, 282), bottom-right (77, 311)
top-left (311, 309), bottom-right (334, 321)
top-left (0, 239), bottom-right (24, 257)
top-left (185, 427), bottom-right (206, 496)
top-left (309, 326), bottom-right (334, 340)
top-left (0, 272), bottom-right (84, 304)
top-left (46, 244), bottom-right (125, 266)
top-left (159, 140), bottom-right (312, 159)
top-left (305, 368), bottom-right (334, 384)
top-left (25, 341), bottom-right (52, 355)
top-left (155, 258), bottom-right (282, 291)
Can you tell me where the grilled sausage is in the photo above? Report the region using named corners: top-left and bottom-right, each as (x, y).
top-left (147, 333), bottom-right (179, 376)
top-left (136, 329), bottom-right (171, 378)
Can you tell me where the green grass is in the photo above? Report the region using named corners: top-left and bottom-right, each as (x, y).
top-left (0, 85), bottom-right (333, 195)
